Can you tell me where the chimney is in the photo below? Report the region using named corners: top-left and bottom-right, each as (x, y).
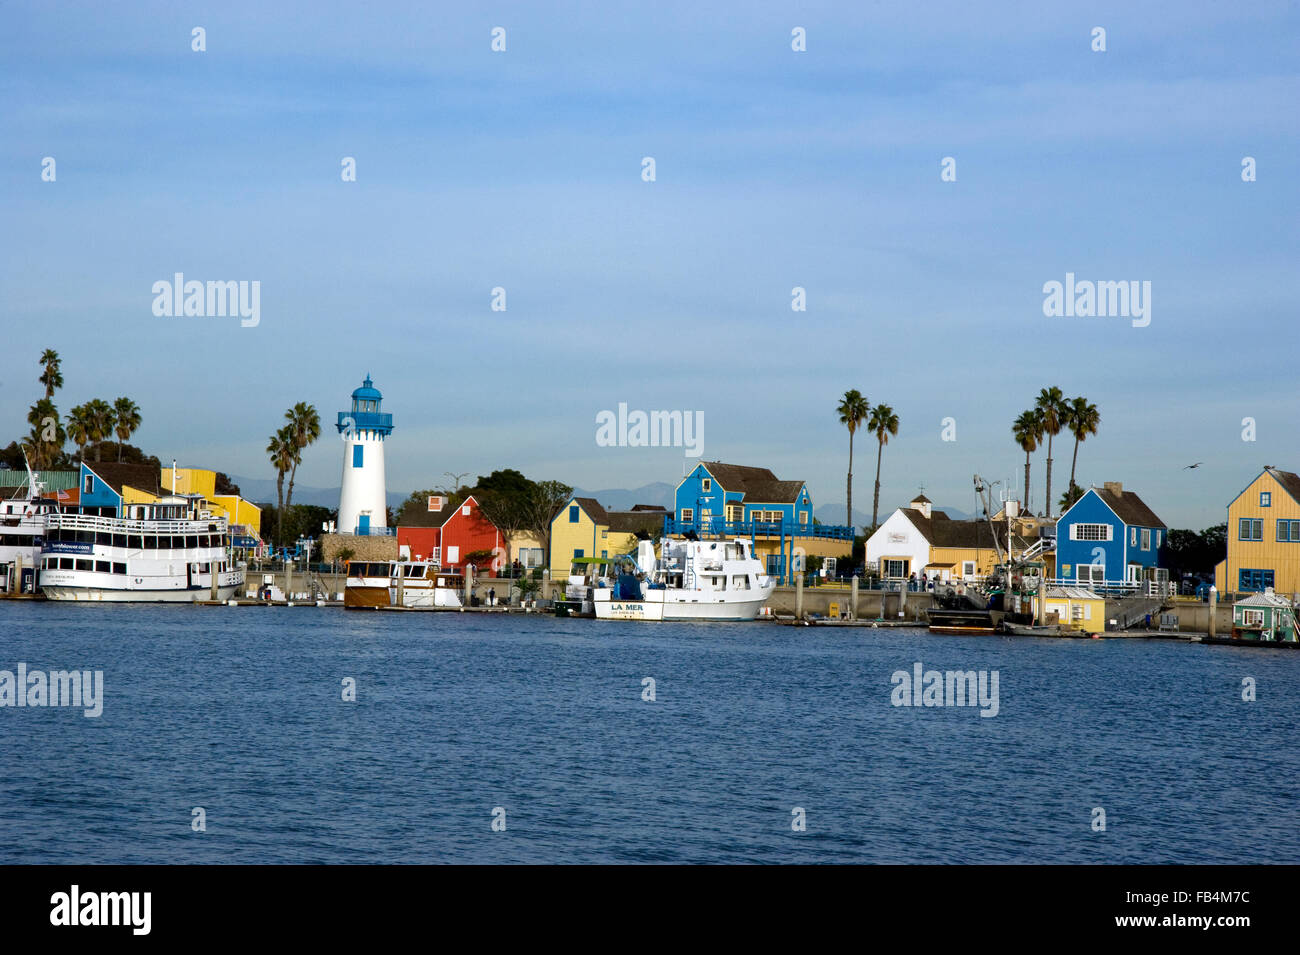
top-left (1103, 481), bottom-right (1123, 496)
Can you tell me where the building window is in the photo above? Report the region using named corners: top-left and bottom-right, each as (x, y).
top-left (799, 511), bottom-right (808, 524)
top-left (573, 548), bottom-right (584, 559)
top-left (701, 478), bottom-right (711, 492)
top-left (1078, 563), bottom-right (1106, 585)
top-left (1240, 609), bottom-right (1265, 627)
top-left (1260, 492), bottom-right (1271, 507)
top-left (1239, 518), bottom-right (1263, 541)
top-left (1155, 530), bottom-right (1162, 548)
top-left (84, 475), bottom-right (94, 494)
top-left (883, 559), bottom-right (909, 579)
top-left (1130, 527), bottom-right (1137, 546)
top-left (352, 445), bottom-right (364, 468)
top-left (461, 504), bottom-right (471, 516)
top-left (681, 508), bottom-right (693, 523)
top-left (1141, 529), bottom-right (1151, 551)
top-left (1277, 520), bottom-right (1300, 542)
top-left (1072, 523), bottom-right (1111, 541)
top-left (1238, 568), bottom-right (1274, 592)
top-left (569, 505), bottom-right (580, 523)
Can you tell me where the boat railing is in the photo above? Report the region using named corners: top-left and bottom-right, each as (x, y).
top-left (662, 516), bottom-right (854, 541)
top-left (45, 512), bottom-right (228, 534)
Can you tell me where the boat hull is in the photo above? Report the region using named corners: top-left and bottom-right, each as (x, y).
top-left (42, 583), bottom-right (242, 602)
top-left (593, 590), bottom-right (770, 622)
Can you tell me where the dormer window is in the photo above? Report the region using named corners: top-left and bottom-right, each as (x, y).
top-left (1261, 492), bottom-right (1272, 507)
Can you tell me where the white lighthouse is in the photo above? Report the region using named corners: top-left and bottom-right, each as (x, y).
top-left (336, 374), bottom-right (392, 536)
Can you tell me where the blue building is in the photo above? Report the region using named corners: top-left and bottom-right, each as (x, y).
top-left (668, 461), bottom-right (852, 582)
top-left (1056, 481), bottom-right (1167, 588)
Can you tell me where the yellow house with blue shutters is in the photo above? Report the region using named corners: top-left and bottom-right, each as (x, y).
top-left (1215, 468), bottom-right (1300, 596)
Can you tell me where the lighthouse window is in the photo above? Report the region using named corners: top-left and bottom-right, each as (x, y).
top-left (353, 445), bottom-right (364, 468)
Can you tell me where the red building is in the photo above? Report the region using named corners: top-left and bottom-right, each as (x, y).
top-left (397, 494), bottom-right (505, 574)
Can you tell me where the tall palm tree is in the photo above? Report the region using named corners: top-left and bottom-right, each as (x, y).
top-left (112, 397), bottom-right (142, 461)
top-left (66, 404), bottom-right (92, 463)
top-left (868, 404), bottom-right (899, 531)
top-left (837, 389), bottom-right (870, 528)
top-left (283, 403), bottom-right (321, 513)
top-left (39, 349), bottom-right (63, 399)
top-left (1035, 386), bottom-right (1067, 516)
top-left (267, 426), bottom-right (296, 545)
top-left (1064, 396), bottom-right (1100, 495)
top-left (1012, 409), bottom-right (1043, 514)
top-left (84, 398), bottom-right (116, 462)
top-left (26, 398), bottom-right (64, 469)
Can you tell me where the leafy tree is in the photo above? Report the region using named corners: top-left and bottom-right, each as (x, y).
top-left (524, 479), bottom-right (573, 566)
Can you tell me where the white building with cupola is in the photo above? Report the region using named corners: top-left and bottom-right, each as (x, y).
top-left (336, 374), bottom-right (393, 536)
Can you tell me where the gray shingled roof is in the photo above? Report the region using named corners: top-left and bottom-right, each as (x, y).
top-left (700, 461), bottom-right (805, 504)
top-left (1093, 487), bottom-right (1166, 529)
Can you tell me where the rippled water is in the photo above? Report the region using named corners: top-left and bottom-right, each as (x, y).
top-left (0, 603), bottom-right (1295, 864)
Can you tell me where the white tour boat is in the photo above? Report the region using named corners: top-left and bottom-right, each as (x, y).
top-left (38, 495), bottom-right (243, 602)
top-left (592, 537), bottom-right (775, 621)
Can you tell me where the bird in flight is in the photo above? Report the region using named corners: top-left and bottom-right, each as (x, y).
top-left (1183, 463), bottom-right (1202, 470)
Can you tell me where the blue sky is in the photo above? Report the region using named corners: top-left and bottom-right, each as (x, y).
top-left (2, 1), bottom-right (1296, 528)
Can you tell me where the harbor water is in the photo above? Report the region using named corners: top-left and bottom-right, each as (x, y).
top-left (1, 604), bottom-right (1295, 864)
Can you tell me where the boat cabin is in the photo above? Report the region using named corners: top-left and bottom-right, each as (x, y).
top-left (1231, 589), bottom-right (1298, 642)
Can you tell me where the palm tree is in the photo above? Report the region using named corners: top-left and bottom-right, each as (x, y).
top-left (112, 397), bottom-right (142, 460)
top-left (66, 404), bottom-right (92, 463)
top-left (267, 426), bottom-right (296, 545)
top-left (1035, 386), bottom-right (1067, 516)
top-left (25, 398), bottom-right (64, 469)
top-left (867, 404), bottom-right (899, 531)
top-left (39, 349), bottom-right (63, 399)
top-left (84, 398), bottom-right (116, 462)
top-left (283, 403), bottom-right (321, 513)
top-left (1064, 396), bottom-right (1100, 496)
top-left (1012, 409), bottom-right (1043, 514)
top-left (837, 389), bottom-right (870, 528)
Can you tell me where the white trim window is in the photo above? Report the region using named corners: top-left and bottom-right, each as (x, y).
top-left (1070, 523), bottom-right (1112, 542)
top-left (1141, 529), bottom-right (1151, 551)
top-left (1078, 563), bottom-right (1106, 585)
top-left (1130, 527), bottom-right (1138, 546)
top-left (1240, 609), bottom-right (1265, 628)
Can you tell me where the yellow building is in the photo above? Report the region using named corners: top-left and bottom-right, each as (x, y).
top-left (162, 466), bottom-right (262, 537)
top-left (1034, 587), bottom-right (1106, 631)
top-left (1215, 468), bottom-right (1300, 596)
top-left (548, 498), bottom-right (666, 576)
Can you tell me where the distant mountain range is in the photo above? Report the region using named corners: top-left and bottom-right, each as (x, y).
top-left (228, 475), bottom-right (407, 511)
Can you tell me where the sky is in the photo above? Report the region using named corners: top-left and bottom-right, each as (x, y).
top-left (2, 1), bottom-right (1297, 529)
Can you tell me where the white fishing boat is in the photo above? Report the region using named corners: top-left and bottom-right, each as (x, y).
top-left (38, 496), bottom-right (243, 602)
top-left (592, 537), bottom-right (774, 621)
top-left (554, 556), bottom-right (616, 617)
top-left (344, 559), bottom-right (466, 608)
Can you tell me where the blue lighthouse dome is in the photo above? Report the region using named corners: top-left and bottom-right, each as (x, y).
top-left (351, 374), bottom-right (382, 402)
